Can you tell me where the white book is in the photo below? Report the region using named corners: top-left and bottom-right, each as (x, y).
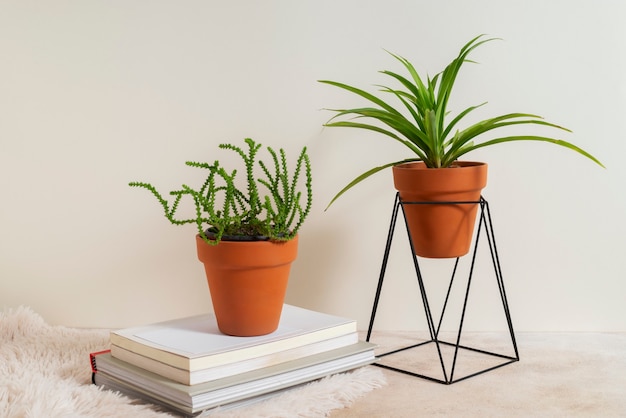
top-left (109, 304), bottom-right (357, 371)
top-left (93, 341), bottom-right (376, 415)
top-left (112, 332), bottom-right (359, 385)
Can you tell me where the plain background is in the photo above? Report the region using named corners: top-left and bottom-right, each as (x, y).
top-left (1, 0), bottom-right (624, 332)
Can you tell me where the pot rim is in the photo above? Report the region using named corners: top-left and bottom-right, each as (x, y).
top-left (393, 161), bottom-right (487, 170)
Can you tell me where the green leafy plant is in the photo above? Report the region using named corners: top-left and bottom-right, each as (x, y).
top-left (318, 34), bottom-right (604, 209)
top-left (129, 138), bottom-right (313, 245)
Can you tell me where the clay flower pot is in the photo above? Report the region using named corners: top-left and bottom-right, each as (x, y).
top-left (196, 234), bottom-right (298, 336)
top-left (392, 162), bottom-right (488, 258)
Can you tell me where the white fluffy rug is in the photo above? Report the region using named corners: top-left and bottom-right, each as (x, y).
top-left (0, 307), bottom-right (386, 418)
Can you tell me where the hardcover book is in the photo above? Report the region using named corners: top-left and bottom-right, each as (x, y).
top-left (92, 341), bottom-right (376, 416)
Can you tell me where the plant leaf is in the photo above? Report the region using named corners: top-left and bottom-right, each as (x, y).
top-left (325, 159), bottom-right (421, 211)
top-left (455, 135), bottom-right (605, 168)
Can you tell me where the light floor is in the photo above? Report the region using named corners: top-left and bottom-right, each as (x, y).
top-left (331, 332), bottom-right (626, 417)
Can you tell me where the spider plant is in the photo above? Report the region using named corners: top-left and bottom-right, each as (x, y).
top-left (318, 34), bottom-right (604, 209)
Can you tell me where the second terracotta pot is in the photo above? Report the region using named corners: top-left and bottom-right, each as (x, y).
top-left (392, 162), bottom-right (488, 258)
top-left (196, 234), bottom-right (298, 336)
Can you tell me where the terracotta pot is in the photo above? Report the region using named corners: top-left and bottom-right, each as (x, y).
top-left (392, 162), bottom-right (488, 258)
top-left (196, 234), bottom-right (298, 336)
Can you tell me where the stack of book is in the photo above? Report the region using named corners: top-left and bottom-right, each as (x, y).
top-left (90, 304), bottom-right (376, 416)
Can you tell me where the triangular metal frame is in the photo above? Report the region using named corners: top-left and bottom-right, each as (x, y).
top-left (365, 193), bottom-right (520, 384)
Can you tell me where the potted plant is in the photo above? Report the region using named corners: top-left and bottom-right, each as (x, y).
top-left (318, 35), bottom-right (603, 258)
top-left (129, 138), bottom-right (313, 336)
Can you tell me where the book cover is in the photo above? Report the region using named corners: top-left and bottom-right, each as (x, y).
top-left (112, 331), bottom-right (359, 385)
top-left (93, 372), bottom-right (308, 417)
top-left (109, 304), bottom-right (357, 371)
top-left (92, 341), bottom-right (376, 412)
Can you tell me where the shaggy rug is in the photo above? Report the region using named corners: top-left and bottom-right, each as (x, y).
top-left (0, 306), bottom-right (386, 418)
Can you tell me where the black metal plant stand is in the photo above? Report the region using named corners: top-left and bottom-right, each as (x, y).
top-left (365, 193), bottom-right (519, 384)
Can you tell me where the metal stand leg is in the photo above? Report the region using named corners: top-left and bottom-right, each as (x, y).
top-left (366, 194), bottom-right (519, 384)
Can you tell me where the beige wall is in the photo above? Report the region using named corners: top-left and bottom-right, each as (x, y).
top-left (1, 0), bottom-right (625, 331)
